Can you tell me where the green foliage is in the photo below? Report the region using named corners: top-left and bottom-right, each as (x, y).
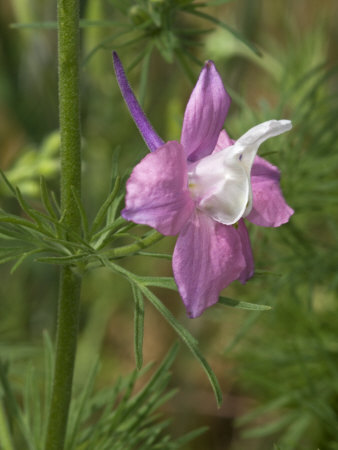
top-left (0, 148), bottom-right (269, 407)
top-left (0, 132), bottom-right (60, 197)
top-left (0, 336), bottom-right (206, 449)
top-left (10, 0), bottom-right (258, 93)
top-left (218, 14), bottom-right (338, 449)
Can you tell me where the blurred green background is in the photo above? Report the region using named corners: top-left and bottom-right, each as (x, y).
top-left (1, 0), bottom-right (338, 448)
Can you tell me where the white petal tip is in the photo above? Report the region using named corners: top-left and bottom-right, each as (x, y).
top-left (264, 119), bottom-right (292, 134)
top-left (275, 119), bottom-right (292, 130)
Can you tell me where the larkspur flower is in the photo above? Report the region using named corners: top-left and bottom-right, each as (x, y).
top-left (113, 52), bottom-right (294, 318)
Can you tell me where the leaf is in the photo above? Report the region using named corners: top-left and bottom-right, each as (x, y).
top-left (90, 176), bottom-right (121, 236)
top-left (0, 396), bottom-right (15, 450)
top-left (36, 254), bottom-right (89, 265)
top-left (242, 412), bottom-right (297, 439)
top-left (10, 248), bottom-right (44, 274)
top-left (131, 284), bottom-right (145, 370)
top-left (237, 394), bottom-right (295, 426)
top-left (82, 29), bottom-right (133, 66)
top-left (174, 426), bottom-right (209, 446)
top-left (40, 177), bottom-right (58, 220)
top-left (66, 360), bottom-right (100, 450)
top-left (0, 170), bottom-right (16, 196)
top-left (71, 186), bottom-right (89, 240)
top-left (138, 284), bottom-right (223, 407)
top-left (186, 9), bottom-right (262, 56)
top-left (42, 332), bottom-right (54, 444)
top-left (135, 276), bottom-right (177, 290)
top-left (218, 296), bottom-right (271, 311)
top-left (137, 251), bottom-right (172, 259)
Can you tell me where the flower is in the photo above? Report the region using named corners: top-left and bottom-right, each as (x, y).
top-left (113, 52), bottom-right (294, 318)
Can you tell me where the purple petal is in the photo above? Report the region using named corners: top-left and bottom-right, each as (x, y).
top-left (213, 129), bottom-right (235, 154)
top-left (181, 61), bottom-right (231, 162)
top-left (237, 219), bottom-right (254, 283)
top-left (122, 141), bottom-right (194, 235)
top-left (173, 211), bottom-right (245, 318)
top-left (113, 52), bottom-right (164, 152)
top-left (246, 155), bottom-right (294, 227)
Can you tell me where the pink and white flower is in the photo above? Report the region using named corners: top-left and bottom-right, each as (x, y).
top-left (113, 53), bottom-right (294, 318)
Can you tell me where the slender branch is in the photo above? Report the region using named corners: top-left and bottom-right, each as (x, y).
top-left (44, 1), bottom-right (82, 449)
top-left (101, 230), bottom-right (164, 258)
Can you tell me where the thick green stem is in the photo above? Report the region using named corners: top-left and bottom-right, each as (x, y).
top-left (44, 269), bottom-right (81, 449)
top-left (44, 1), bottom-right (82, 449)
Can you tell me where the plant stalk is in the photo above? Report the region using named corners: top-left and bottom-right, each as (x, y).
top-left (44, 0), bottom-right (82, 449)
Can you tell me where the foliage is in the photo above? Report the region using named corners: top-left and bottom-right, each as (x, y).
top-left (0, 337), bottom-right (206, 449)
top-left (218, 11), bottom-right (338, 449)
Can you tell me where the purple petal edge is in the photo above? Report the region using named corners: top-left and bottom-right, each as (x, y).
top-left (113, 52), bottom-right (164, 152)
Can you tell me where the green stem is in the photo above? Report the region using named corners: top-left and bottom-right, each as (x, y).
top-left (101, 230), bottom-right (164, 258)
top-left (44, 1), bottom-right (82, 449)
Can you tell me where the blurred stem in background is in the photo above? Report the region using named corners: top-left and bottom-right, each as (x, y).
top-left (44, 1), bottom-right (82, 449)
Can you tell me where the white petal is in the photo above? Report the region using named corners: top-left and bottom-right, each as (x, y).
top-left (233, 120), bottom-right (292, 175)
top-left (188, 148), bottom-right (250, 225)
top-left (233, 120), bottom-right (292, 216)
top-left (187, 120), bottom-right (292, 225)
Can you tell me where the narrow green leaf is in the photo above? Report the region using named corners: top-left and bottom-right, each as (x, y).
top-left (14, 188), bottom-right (53, 236)
top-left (36, 253), bottom-right (88, 265)
top-left (0, 396), bottom-right (15, 450)
top-left (174, 426), bottom-right (209, 446)
top-left (91, 216), bottom-right (129, 246)
top-left (186, 9), bottom-right (262, 56)
top-left (136, 275), bottom-right (177, 290)
top-left (131, 284), bottom-right (145, 370)
top-left (40, 177), bottom-right (58, 220)
top-left (206, 0), bottom-right (234, 5)
top-left (71, 186), bottom-right (89, 240)
top-left (10, 248), bottom-right (44, 274)
top-left (0, 363), bottom-right (32, 447)
top-left (50, 191), bottom-right (61, 215)
top-left (237, 394), bottom-right (295, 426)
top-left (99, 259), bottom-right (222, 405)
top-left (14, 187), bottom-right (35, 219)
top-left (137, 251), bottom-right (172, 259)
top-left (90, 176), bottom-right (121, 236)
top-left (82, 30), bottom-right (133, 66)
top-left (127, 343), bottom-right (179, 411)
top-left (0, 215), bottom-right (39, 233)
top-left (279, 414), bottom-right (312, 449)
top-left (138, 284), bottom-right (223, 407)
top-left (0, 170), bottom-right (16, 195)
top-left (219, 296), bottom-right (271, 311)
top-left (66, 360), bottom-right (100, 450)
top-left (42, 332), bottom-right (54, 443)
top-left (126, 48), bottom-right (150, 73)
top-left (242, 412), bottom-right (297, 439)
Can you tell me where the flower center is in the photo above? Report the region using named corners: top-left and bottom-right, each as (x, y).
top-left (187, 149), bottom-right (250, 225)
